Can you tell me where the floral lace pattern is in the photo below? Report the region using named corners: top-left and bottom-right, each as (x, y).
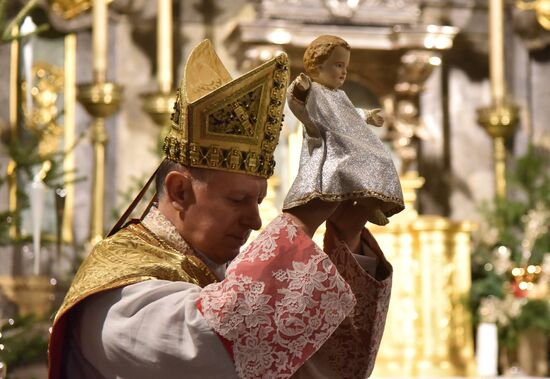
top-left (198, 214), bottom-right (356, 379)
top-left (316, 224), bottom-right (392, 378)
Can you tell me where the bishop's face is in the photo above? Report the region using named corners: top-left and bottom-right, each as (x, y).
top-left (178, 170), bottom-right (266, 265)
top-left (312, 46), bottom-right (350, 90)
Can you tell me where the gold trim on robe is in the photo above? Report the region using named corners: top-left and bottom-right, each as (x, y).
top-left (48, 222), bottom-right (218, 379)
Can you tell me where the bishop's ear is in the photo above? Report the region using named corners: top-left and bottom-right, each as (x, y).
top-left (164, 171), bottom-right (193, 212)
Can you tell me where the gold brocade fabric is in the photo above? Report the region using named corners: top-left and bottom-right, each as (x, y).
top-left (48, 221), bottom-right (219, 378)
top-left (54, 222), bottom-right (218, 324)
top-left (163, 40), bottom-right (290, 178)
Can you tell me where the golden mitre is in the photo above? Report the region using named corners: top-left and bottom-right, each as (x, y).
top-left (163, 40), bottom-right (290, 178)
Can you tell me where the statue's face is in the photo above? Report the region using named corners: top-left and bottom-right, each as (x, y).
top-left (312, 46), bottom-right (350, 90)
top-left (176, 169), bottom-right (267, 264)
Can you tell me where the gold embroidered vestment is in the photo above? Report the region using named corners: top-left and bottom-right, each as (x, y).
top-left (49, 222), bottom-right (218, 379)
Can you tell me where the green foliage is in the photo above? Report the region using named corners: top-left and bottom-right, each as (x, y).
top-left (111, 173), bottom-right (155, 223)
top-left (0, 0), bottom-right (49, 43)
top-left (514, 299), bottom-right (550, 334)
top-left (469, 275), bottom-right (505, 316)
top-left (0, 0), bottom-right (61, 248)
top-left (0, 315), bottom-right (48, 371)
top-left (471, 144), bottom-right (550, 348)
top-left (0, 211), bottom-right (19, 246)
top-left (0, 127), bottom-right (84, 246)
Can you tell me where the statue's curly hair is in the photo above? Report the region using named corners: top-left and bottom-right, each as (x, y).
top-left (303, 35), bottom-right (350, 76)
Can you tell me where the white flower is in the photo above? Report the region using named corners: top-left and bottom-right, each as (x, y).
top-left (275, 314), bottom-right (307, 337)
top-left (286, 258), bottom-right (329, 295)
top-left (287, 335), bottom-right (308, 358)
top-left (238, 336), bottom-right (274, 378)
top-left (321, 291), bottom-right (353, 325)
top-left (277, 288), bottom-right (315, 313)
top-left (286, 222), bottom-right (298, 242)
top-left (492, 245), bottom-right (512, 275)
top-left (520, 202), bottom-right (550, 263)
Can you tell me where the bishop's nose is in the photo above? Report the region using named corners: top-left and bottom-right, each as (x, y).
top-left (243, 203), bottom-right (262, 231)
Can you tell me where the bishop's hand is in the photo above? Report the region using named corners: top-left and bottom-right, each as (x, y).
top-left (327, 200), bottom-right (370, 254)
top-left (284, 199), bottom-right (338, 238)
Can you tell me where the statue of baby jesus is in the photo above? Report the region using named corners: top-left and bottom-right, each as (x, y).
top-left (283, 35), bottom-right (404, 226)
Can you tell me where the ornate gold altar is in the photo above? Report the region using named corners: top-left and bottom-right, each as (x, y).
top-left (371, 172), bottom-right (476, 377)
top-left (4, 0), bottom-right (542, 376)
top-left (285, 126), bottom-right (477, 376)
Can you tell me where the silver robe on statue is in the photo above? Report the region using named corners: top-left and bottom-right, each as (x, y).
top-left (284, 80), bottom-right (404, 218)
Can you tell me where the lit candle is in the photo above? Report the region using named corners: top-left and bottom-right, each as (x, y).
top-left (30, 172), bottom-right (45, 275)
top-left (21, 17), bottom-right (36, 118)
top-left (93, 0), bottom-right (108, 83)
top-left (489, 0), bottom-right (506, 106)
top-left (157, 0), bottom-right (173, 94)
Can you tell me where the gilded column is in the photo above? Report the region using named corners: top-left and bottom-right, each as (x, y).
top-left (63, 33), bottom-right (77, 243)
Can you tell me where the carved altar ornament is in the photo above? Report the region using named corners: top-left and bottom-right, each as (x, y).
top-left (256, 0), bottom-right (420, 25)
top-left (514, 0), bottom-right (550, 49)
top-left (242, 44), bottom-right (286, 72)
top-left (38, 0), bottom-right (153, 33)
top-left (517, 0), bottom-right (550, 30)
top-left (383, 50), bottom-right (439, 175)
top-left (49, 0), bottom-right (114, 20)
top-left (323, 0), bottom-right (364, 19)
top-left (370, 173), bottom-right (476, 376)
top-left (22, 62), bottom-right (65, 158)
top-left (396, 50), bottom-right (441, 95)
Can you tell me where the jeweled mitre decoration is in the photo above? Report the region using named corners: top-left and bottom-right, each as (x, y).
top-left (164, 40), bottom-right (290, 178)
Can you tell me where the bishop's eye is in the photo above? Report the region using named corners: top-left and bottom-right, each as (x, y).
top-left (228, 195), bottom-right (246, 204)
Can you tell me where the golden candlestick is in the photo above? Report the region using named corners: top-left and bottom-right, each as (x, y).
top-left (0, 276), bottom-right (55, 317)
top-left (141, 91), bottom-right (176, 128)
top-left (77, 82), bottom-right (123, 245)
top-left (477, 0), bottom-right (519, 198)
top-left (477, 104), bottom-right (519, 197)
top-left (79, 0), bottom-right (122, 245)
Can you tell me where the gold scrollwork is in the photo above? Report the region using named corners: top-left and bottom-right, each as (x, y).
top-left (517, 0), bottom-right (550, 30)
top-left (50, 0), bottom-right (114, 20)
top-left (22, 62), bottom-right (65, 158)
top-left (208, 88), bottom-right (261, 137)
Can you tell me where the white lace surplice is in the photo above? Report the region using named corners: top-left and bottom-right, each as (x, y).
top-left (65, 214), bottom-right (391, 379)
top-left (199, 214), bottom-right (392, 378)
